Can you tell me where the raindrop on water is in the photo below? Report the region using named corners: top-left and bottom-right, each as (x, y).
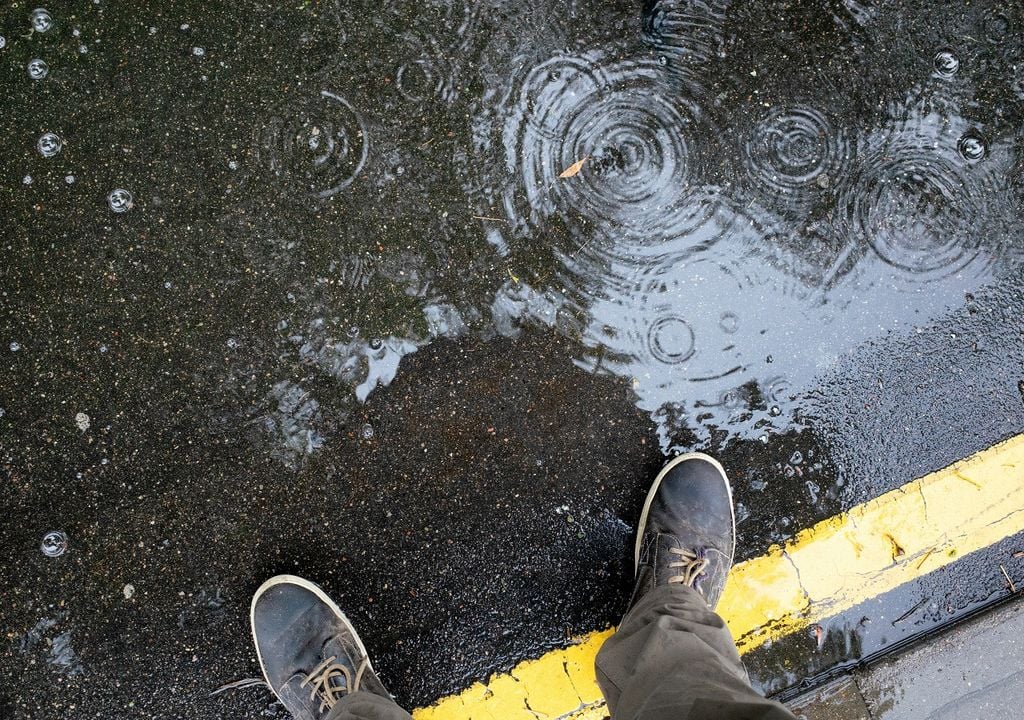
top-left (719, 311), bottom-right (739, 334)
top-left (37, 132), bottom-right (63, 157)
top-left (647, 316), bottom-right (695, 364)
top-left (346, 325), bottom-right (360, 339)
top-left (806, 480), bottom-right (820, 504)
top-left (958, 132), bottom-right (987, 162)
top-left (107, 188), bottom-right (134, 213)
top-left (983, 12), bottom-right (1011, 43)
top-left (933, 49), bottom-right (959, 78)
top-left (360, 423), bottom-right (374, 440)
top-left (41, 530), bottom-right (68, 557)
top-left (30, 8), bottom-right (53, 33)
top-left (27, 58), bottom-right (49, 80)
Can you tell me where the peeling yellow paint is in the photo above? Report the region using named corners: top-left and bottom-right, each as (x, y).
top-left (412, 434), bottom-right (1024, 720)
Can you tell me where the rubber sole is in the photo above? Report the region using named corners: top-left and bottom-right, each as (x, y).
top-left (250, 574), bottom-right (375, 695)
top-left (633, 451), bottom-right (737, 573)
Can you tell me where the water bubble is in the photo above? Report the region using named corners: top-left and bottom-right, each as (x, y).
top-left (647, 316), bottom-right (695, 364)
top-left (191, 46), bottom-right (205, 57)
top-left (37, 132), bottom-right (63, 158)
top-left (958, 132), bottom-right (987, 162)
top-left (360, 423), bottom-right (374, 440)
top-left (346, 325), bottom-right (360, 339)
top-left (0, 36), bottom-right (7, 50)
top-left (719, 312), bottom-right (739, 334)
top-left (30, 8), bottom-right (53, 33)
top-left (27, 58), bottom-right (49, 80)
top-left (22, 175), bottom-right (33, 185)
top-left (368, 338), bottom-right (383, 351)
top-left (790, 450), bottom-right (804, 465)
top-left (74, 412), bottom-right (90, 431)
top-left (180, 23), bottom-right (190, 31)
top-left (64, 175), bottom-right (75, 184)
top-left (256, 90), bottom-right (369, 198)
top-left (933, 49), bottom-right (960, 78)
top-left (78, 44), bottom-right (88, 54)
top-left (10, 341), bottom-right (22, 351)
top-left (149, 26), bottom-right (157, 35)
top-left (227, 160), bottom-right (238, 170)
top-left (122, 583), bottom-right (135, 599)
top-left (41, 530), bottom-right (68, 557)
top-left (107, 188), bottom-right (134, 213)
top-left (769, 405), bottom-right (782, 416)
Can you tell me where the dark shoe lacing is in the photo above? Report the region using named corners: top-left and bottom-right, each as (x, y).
top-left (668, 547), bottom-right (709, 586)
top-left (300, 655), bottom-right (369, 712)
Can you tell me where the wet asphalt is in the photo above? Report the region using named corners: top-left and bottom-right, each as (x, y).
top-left (3, 0), bottom-right (1024, 717)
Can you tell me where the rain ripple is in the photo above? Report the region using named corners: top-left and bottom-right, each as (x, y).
top-left (483, 52), bottom-right (728, 292)
top-left (255, 90), bottom-right (369, 198)
top-left (742, 105), bottom-right (850, 199)
top-left (836, 100), bottom-right (1006, 283)
top-left (641, 0), bottom-right (730, 74)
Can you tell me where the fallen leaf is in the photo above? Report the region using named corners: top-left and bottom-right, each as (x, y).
top-left (559, 157), bottom-right (589, 178)
top-left (507, 268), bottom-right (519, 284)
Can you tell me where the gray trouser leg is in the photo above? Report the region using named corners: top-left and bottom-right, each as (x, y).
top-left (323, 691), bottom-right (413, 720)
top-left (596, 584), bottom-right (796, 720)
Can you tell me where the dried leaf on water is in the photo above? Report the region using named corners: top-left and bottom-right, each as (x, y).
top-left (559, 157), bottom-right (589, 178)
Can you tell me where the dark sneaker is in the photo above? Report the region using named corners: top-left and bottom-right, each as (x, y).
top-left (251, 575), bottom-right (390, 720)
top-left (629, 452), bottom-right (736, 611)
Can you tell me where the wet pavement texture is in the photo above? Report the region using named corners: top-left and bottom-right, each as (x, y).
top-left (788, 596), bottom-right (1024, 719)
top-left (2, 0), bottom-right (1024, 717)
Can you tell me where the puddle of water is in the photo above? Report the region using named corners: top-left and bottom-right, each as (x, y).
top-left (3, 0), bottom-right (1023, 657)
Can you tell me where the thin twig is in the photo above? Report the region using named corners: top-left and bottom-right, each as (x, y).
top-left (1000, 564), bottom-right (1017, 594)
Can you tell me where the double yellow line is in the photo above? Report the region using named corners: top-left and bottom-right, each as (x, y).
top-left (414, 434), bottom-right (1024, 720)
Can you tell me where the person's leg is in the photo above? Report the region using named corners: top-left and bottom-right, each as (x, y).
top-left (596, 453), bottom-right (796, 720)
top-left (250, 575), bottom-right (412, 720)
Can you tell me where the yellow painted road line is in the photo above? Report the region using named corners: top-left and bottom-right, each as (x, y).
top-left (413, 433), bottom-right (1024, 720)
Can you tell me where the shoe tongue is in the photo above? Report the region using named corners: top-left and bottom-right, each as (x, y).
top-left (321, 633), bottom-right (361, 674)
